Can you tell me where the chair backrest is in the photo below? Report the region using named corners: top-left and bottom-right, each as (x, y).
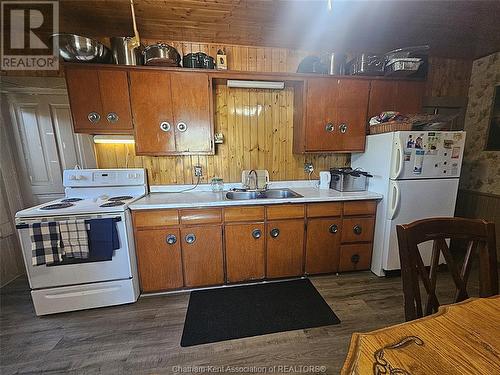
top-left (396, 217), bottom-right (498, 321)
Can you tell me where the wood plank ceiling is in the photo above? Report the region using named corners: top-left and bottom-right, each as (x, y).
top-left (58, 0), bottom-right (500, 59)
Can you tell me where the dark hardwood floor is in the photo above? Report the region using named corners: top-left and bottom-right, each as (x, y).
top-left (0, 270), bottom-right (483, 375)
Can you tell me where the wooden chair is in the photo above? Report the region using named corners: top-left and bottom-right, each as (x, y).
top-left (396, 217), bottom-right (498, 321)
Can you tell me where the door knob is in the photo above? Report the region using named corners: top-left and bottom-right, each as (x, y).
top-left (325, 123), bottom-right (335, 132)
top-left (351, 254), bottom-right (360, 264)
top-left (159, 121), bottom-right (171, 132)
top-left (353, 225), bottom-right (362, 235)
top-left (106, 112), bottom-right (119, 123)
top-left (329, 224), bottom-right (338, 234)
top-left (252, 229), bottom-right (262, 239)
top-left (166, 234), bottom-right (177, 245)
top-left (88, 112), bottom-right (101, 124)
top-left (176, 122), bottom-right (187, 132)
top-left (339, 123), bottom-right (348, 133)
top-left (270, 228), bottom-right (280, 238)
top-left (185, 233), bottom-right (196, 244)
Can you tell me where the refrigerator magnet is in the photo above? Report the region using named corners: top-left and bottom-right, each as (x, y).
top-left (451, 147), bottom-right (461, 159)
top-left (444, 139), bottom-right (453, 149)
top-left (413, 149), bottom-right (425, 174)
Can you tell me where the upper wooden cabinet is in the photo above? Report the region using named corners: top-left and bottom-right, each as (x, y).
top-left (294, 78), bottom-right (369, 153)
top-left (129, 70), bottom-right (214, 155)
top-left (367, 80), bottom-right (425, 119)
top-left (65, 66), bottom-right (133, 134)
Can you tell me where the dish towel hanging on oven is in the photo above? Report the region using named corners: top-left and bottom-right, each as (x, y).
top-left (29, 222), bottom-right (62, 266)
top-left (87, 218), bottom-right (120, 261)
top-left (59, 220), bottom-right (90, 259)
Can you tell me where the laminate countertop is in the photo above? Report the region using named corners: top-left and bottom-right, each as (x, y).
top-left (129, 181), bottom-right (383, 210)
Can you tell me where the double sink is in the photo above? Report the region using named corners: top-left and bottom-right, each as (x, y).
top-left (225, 188), bottom-right (302, 200)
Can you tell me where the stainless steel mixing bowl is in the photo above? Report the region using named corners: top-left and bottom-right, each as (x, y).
top-left (51, 33), bottom-right (113, 63)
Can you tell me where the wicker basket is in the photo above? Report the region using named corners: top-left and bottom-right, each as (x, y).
top-left (369, 121), bottom-right (412, 134)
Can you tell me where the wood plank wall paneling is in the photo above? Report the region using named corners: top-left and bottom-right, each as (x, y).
top-left (94, 40), bottom-right (349, 184)
top-left (425, 57), bottom-right (472, 98)
top-left (455, 189), bottom-right (500, 259)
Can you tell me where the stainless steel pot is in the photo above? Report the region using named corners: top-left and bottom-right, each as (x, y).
top-left (143, 43), bottom-right (180, 66)
top-left (110, 36), bottom-right (144, 65)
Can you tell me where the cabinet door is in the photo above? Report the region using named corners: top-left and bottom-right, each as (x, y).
top-left (135, 228), bottom-right (183, 292)
top-left (266, 219), bottom-right (304, 278)
top-left (305, 218), bottom-right (342, 274)
top-left (182, 225), bottom-right (224, 287)
top-left (336, 79), bottom-right (369, 151)
top-left (98, 70), bottom-right (133, 132)
top-left (170, 72), bottom-right (213, 153)
top-left (225, 223), bottom-right (265, 283)
top-left (341, 217), bottom-right (375, 243)
top-left (339, 243), bottom-right (372, 271)
top-left (305, 78), bottom-right (341, 151)
top-left (368, 81), bottom-right (424, 119)
top-left (129, 71), bottom-right (176, 155)
top-left (65, 68), bottom-right (103, 133)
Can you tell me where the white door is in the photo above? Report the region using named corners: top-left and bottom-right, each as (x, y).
top-left (7, 93), bottom-right (96, 205)
top-left (390, 131), bottom-right (466, 180)
top-left (383, 178), bottom-right (459, 271)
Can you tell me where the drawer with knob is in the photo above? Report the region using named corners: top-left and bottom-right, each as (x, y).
top-left (339, 243), bottom-right (372, 271)
top-left (341, 217), bottom-right (375, 243)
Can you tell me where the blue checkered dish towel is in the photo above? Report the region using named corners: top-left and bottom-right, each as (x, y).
top-left (59, 220), bottom-right (90, 259)
top-left (30, 222), bottom-right (62, 266)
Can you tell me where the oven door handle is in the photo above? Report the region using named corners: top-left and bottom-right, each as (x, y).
top-left (15, 216), bottom-right (122, 229)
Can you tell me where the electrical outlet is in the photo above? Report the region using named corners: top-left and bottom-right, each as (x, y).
top-left (194, 165), bottom-right (203, 177)
top-left (304, 162), bottom-right (314, 173)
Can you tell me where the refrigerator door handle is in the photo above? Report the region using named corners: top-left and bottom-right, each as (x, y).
top-left (391, 136), bottom-right (404, 179)
top-left (388, 182), bottom-right (401, 220)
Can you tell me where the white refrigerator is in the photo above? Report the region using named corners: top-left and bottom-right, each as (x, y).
top-left (351, 131), bottom-right (466, 276)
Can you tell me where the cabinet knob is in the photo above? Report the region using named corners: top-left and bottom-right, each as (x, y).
top-left (329, 224), bottom-right (338, 234)
top-left (252, 229), bottom-right (262, 239)
top-left (270, 228), bottom-right (280, 238)
top-left (351, 254), bottom-right (360, 264)
top-left (166, 234), bottom-right (177, 245)
top-left (106, 112), bottom-right (119, 123)
top-left (176, 122), bottom-right (187, 132)
top-left (185, 233), bottom-right (196, 244)
top-left (339, 123), bottom-right (348, 133)
top-left (88, 112), bottom-right (101, 124)
top-left (159, 121), bottom-right (171, 132)
top-left (325, 123), bottom-right (335, 132)
top-left (353, 225), bottom-right (362, 235)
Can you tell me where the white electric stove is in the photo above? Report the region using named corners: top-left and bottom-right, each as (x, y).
top-left (15, 169), bottom-right (147, 316)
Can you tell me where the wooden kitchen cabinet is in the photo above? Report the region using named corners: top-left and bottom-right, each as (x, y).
top-left (339, 243), bottom-right (373, 272)
top-left (294, 78), bottom-right (369, 153)
top-left (65, 66), bottom-right (133, 134)
top-left (341, 217), bottom-right (375, 243)
top-left (305, 218), bottom-right (342, 274)
top-left (181, 225), bottom-right (224, 287)
top-left (129, 70), bottom-right (214, 156)
top-left (134, 228), bottom-right (184, 292)
top-left (225, 223), bottom-right (265, 283)
top-left (367, 80), bottom-right (425, 119)
top-left (266, 219), bottom-right (305, 278)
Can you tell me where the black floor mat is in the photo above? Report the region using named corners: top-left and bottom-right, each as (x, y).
top-left (180, 278), bottom-right (340, 347)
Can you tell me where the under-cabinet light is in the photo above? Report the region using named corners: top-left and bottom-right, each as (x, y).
top-left (93, 135), bottom-right (135, 144)
top-left (227, 80), bottom-right (285, 90)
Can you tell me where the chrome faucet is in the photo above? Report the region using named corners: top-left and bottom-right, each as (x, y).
top-left (245, 169), bottom-right (259, 190)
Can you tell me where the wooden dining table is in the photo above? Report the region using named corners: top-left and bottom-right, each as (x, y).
top-left (341, 296), bottom-right (500, 374)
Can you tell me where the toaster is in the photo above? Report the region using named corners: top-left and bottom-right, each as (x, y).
top-left (330, 168), bottom-right (372, 192)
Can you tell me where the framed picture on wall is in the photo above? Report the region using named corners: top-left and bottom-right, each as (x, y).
top-left (485, 85), bottom-right (500, 151)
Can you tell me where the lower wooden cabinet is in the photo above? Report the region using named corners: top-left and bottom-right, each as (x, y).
top-left (181, 225), bottom-right (224, 287)
top-left (135, 228), bottom-right (183, 292)
top-left (341, 217), bottom-right (375, 243)
top-left (339, 243), bottom-right (373, 272)
top-left (225, 223), bottom-right (265, 283)
top-left (305, 218), bottom-right (342, 274)
top-left (266, 219), bottom-right (305, 278)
